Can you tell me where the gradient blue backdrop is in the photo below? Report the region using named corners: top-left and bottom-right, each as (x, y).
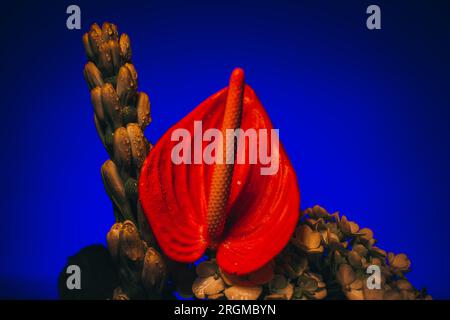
top-left (1, 0), bottom-right (449, 299)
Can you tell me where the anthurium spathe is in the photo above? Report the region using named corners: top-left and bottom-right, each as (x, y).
top-left (138, 68), bottom-right (300, 275)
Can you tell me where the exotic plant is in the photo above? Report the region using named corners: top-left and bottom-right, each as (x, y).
top-left (81, 22), bottom-right (167, 299)
top-left (139, 67), bottom-right (300, 276)
top-left (59, 22), bottom-right (430, 300)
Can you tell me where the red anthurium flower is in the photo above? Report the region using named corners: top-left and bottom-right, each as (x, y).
top-left (139, 68), bottom-right (300, 275)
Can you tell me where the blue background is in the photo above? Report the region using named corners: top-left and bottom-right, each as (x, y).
top-left (0, 0), bottom-right (449, 299)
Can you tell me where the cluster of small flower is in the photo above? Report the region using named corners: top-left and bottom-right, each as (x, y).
top-left (190, 205), bottom-right (431, 300)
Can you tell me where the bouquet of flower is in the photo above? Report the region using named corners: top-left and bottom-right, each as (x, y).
top-left (58, 23), bottom-right (430, 301)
